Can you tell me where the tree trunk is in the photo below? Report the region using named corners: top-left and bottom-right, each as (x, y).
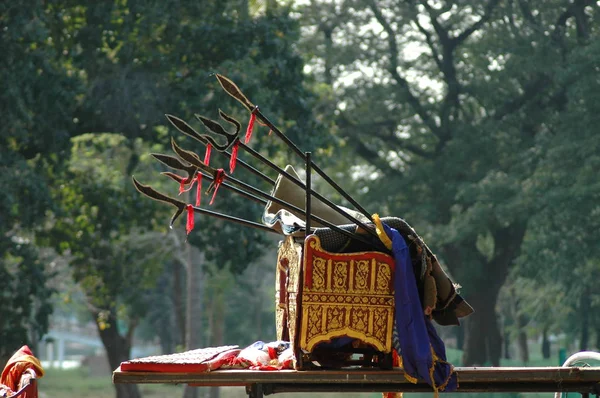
top-left (542, 327), bottom-right (551, 359)
top-left (510, 286), bottom-right (529, 364)
top-left (517, 328), bottom-right (529, 364)
top-left (183, 247), bottom-right (205, 398)
top-left (95, 312), bottom-right (141, 398)
top-left (462, 288), bottom-right (503, 366)
top-left (579, 286), bottom-right (590, 351)
top-left (503, 330), bottom-right (511, 359)
top-left (462, 224), bottom-right (526, 366)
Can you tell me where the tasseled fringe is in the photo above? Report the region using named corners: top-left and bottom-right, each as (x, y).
top-left (229, 141), bottom-right (239, 174)
top-left (204, 143), bottom-right (212, 164)
top-left (179, 176), bottom-right (193, 194)
top-left (208, 168), bottom-right (226, 205)
top-left (196, 144), bottom-right (212, 206)
top-left (195, 174), bottom-right (202, 206)
top-left (186, 204), bottom-right (195, 235)
top-left (245, 111), bottom-right (256, 144)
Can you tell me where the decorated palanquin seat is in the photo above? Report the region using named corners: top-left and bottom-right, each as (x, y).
top-left (276, 234), bottom-right (396, 369)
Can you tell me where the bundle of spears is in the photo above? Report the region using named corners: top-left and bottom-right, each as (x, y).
top-left (132, 74), bottom-right (386, 248)
top-left (133, 74), bottom-right (473, 328)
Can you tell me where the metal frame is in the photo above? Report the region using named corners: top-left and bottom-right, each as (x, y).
top-left (113, 367), bottom-right (600, 397)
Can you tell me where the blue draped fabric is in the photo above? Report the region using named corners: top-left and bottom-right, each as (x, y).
top-left (381, 221), bottom-right (457, 391)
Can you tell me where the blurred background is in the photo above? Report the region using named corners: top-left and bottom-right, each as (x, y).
top-left (1, 0), bottom-right (599, 397)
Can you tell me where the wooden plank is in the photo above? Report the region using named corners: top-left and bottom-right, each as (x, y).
top-left (113, 366), bottom-right (600, 388)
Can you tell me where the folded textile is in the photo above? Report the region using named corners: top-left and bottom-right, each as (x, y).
top-left (120, 345), bottom-right (240, 373)
top-left (374, 218), bottom-right (457, 394)
top-left (1, 345), bottom-right (44, 398)
top-left (120, 341), bottom-right (293, 373)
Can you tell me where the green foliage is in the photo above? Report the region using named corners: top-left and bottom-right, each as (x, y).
top-left (2, 0), bottom-right (326, 375)
top-left (1, 2), bottom-right (79, 358)
top-left (299, 0), bottom-right (600, 364)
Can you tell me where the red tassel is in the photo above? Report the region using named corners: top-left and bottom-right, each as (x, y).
top-left (195, 144), bottom-right (211, 206)
top-left (229, 141), bottom-right (239, 174)
top-left (209, 169), bottom-right (226, 205)
top-left (244, 112), bottom-right (256, 144)
top-left (195, 174), bottom-right (203, 206)
top-left (186, 204), bottom-right (195, 235)
top-left (179, 177), bottom-right (189, 194)
top-left (204, 143), bottom-right (212, 164)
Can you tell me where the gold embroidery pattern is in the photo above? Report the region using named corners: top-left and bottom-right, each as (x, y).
top-left (298, 236), bottom-right (396, 354)
top-left (288, 292), bottom-right (298, 346)
top-left (354, 260), bottom-right (370, 291)
top-left (373, 308), bottom-right (389, 342)
top-left (303, 293), bottom-right (393, 307)
top-left (312, 256), bottom-right (327, 290)
top-left (306, 304), bottom-right (323, 342)
top-left (275, 237), bottom-right (302, 353)
top-left (326, 306), bottom-right (347, 330)
top-left (376, 262), bottom-right (392, 293)
top-left (332, 261), bottom-right (348, 292)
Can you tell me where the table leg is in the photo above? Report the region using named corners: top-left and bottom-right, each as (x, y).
top-left (247, 383), bottom-right (264, 398)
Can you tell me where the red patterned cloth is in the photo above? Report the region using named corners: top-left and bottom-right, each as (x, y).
top-left (120, 346), bottom-right (240, 373)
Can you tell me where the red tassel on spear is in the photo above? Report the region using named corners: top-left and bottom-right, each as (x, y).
top-left (196, 143), bottom-right (212, 206)
top-left (186, 204), bottom-right (195, 235)
top-left (229, 141), bottom-right (239, 174)
top-left (208, 169), bottom-right (226, 205)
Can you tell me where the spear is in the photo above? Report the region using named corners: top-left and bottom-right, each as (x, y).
top-left (132, 177), bottom-right (278, 234)
top-left (215, 74), bottom-right (376, 225)
top-left (169, 139), bottom-right (377, 248)
top-left (166, 114), bottom-right (379, 239)
top-left (165, 112), bottom-right (274, 186)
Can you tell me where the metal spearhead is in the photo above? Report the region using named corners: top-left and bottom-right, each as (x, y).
top-left (131, 177), bottom-right (186, 227)
top-left (215, 74), bottom-right (255, 111)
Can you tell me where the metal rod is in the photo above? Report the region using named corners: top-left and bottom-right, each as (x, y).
top-left (305, 151), bottom-right (311, 239)
top-left (254, 108), bottom-right (374, 221)
top-left (239, 142), bottom-right (379, 239)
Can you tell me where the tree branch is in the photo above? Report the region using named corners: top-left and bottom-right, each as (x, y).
top-left (352, 140), bottom-right (401, 176)
top-left (411, 13), bottom-right (444, 71)
top-left (452, 0), bottom-right (502, 47)
top-left (494, 1), bottom-right (595, 120)
top-left (366, 0), bottom-right (440, 136)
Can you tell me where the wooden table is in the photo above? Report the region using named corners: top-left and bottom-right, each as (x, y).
top-left (113, 367), bottom-right (600, 397)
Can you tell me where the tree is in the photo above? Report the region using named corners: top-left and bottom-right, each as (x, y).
top-left (298, 0), bottom-right (599, 365)
top-left (0, 1), bottom-right (81, 362)
top-left (8, 2), bottom-right (324, 398)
